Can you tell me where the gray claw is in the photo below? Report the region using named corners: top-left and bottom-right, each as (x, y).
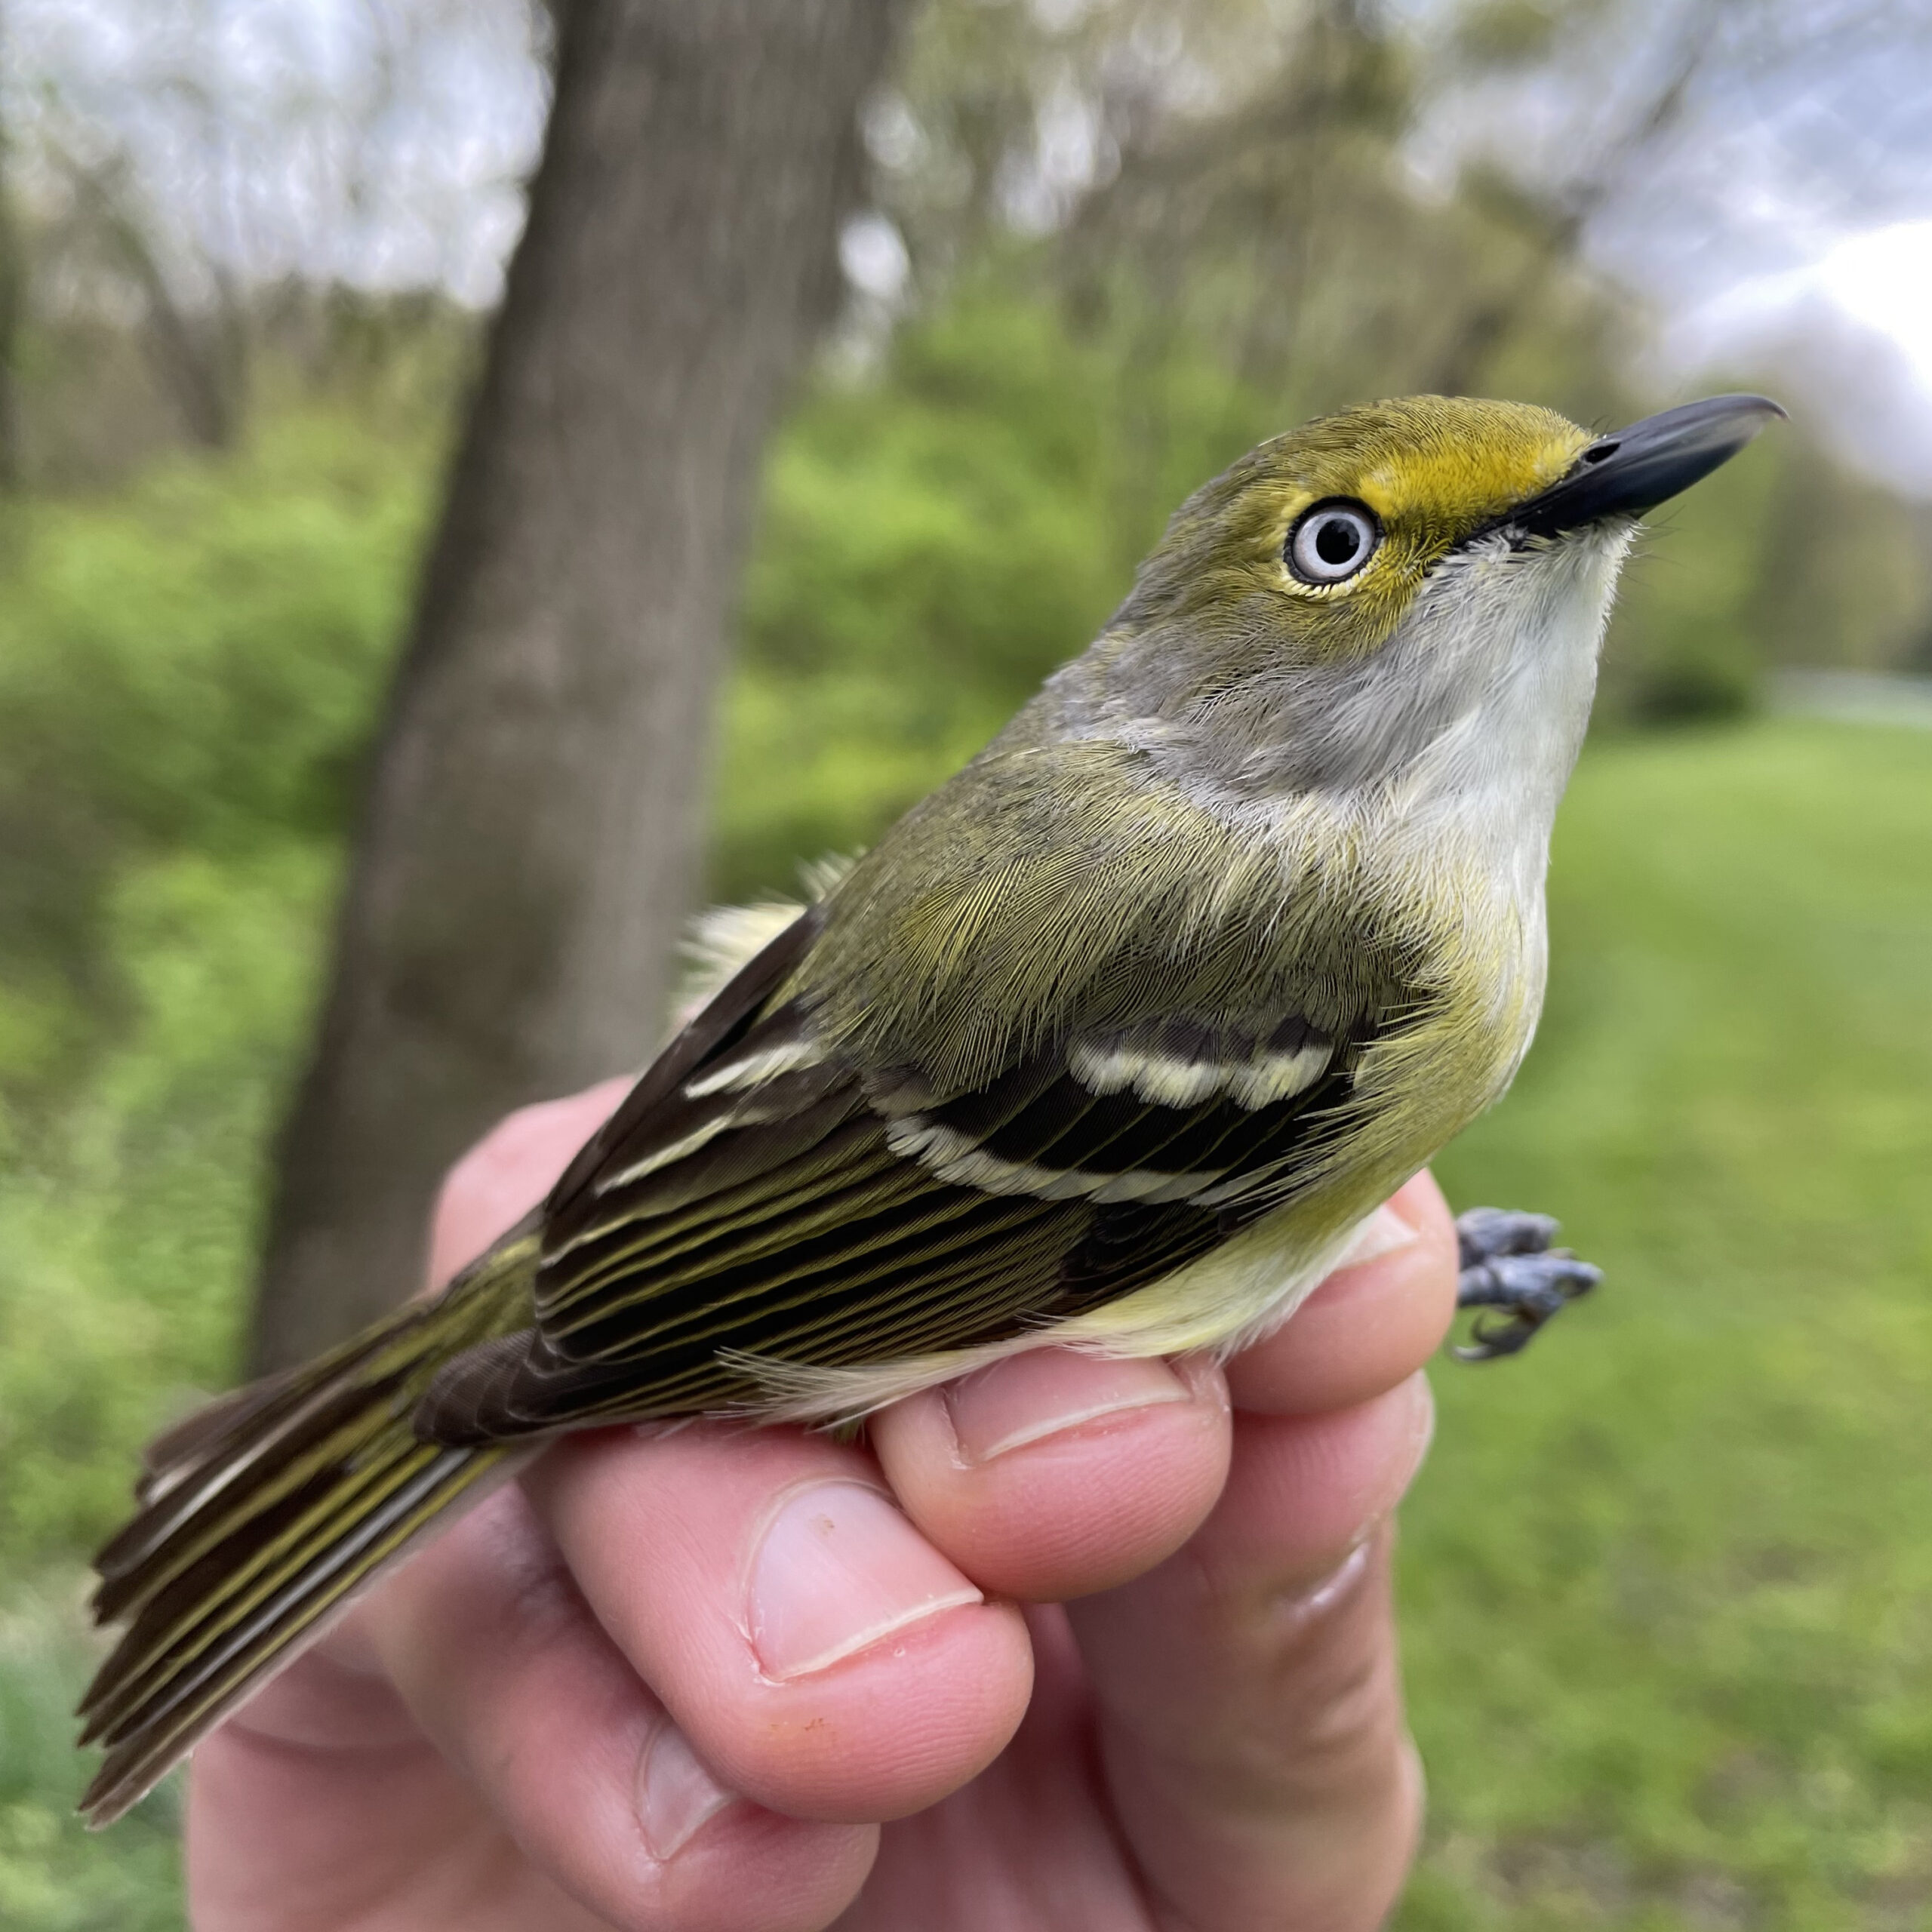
top-left (1452, 1208), bottom-right (1600, 1362)
top-left (1456, 1206), bottom-right (1560, 1269)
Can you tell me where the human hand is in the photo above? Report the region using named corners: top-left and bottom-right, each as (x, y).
top-left (183, 1080), bottom-right (1456, 1930)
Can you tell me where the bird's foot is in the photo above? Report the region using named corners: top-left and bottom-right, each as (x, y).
top-left (1451, 1208), bottom-right (1600, 1362)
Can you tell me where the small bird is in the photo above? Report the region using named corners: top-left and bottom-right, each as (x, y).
top-left (77, 389), bottom-right (1781, 1824)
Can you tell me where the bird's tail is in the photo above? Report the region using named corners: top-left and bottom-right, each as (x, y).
top-left (77, 1233), bottom-right (541, 1826)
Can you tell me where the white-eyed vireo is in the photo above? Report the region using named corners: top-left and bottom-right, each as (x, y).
top-left (78, 389), bottom-right (1781, 1823)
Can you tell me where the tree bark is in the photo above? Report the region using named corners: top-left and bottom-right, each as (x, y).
top-left (0, 31), bottom-right (24, 491)
top-left (250, 0), bottom-right (904, 1372)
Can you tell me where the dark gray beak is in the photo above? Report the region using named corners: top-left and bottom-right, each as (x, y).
top-left (1507, 393), bottom-right (1786, 539)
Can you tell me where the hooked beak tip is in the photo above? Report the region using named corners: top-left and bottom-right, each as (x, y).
top-left (1512, 392), bottom-right (1786, 537)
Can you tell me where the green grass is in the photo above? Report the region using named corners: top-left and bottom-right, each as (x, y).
top-left (1404, 718), bottom-right (1932, 1930)
top-left (1, 717), bottom-right (1926, 1925)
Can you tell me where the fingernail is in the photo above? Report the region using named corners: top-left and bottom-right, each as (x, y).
top-left (635, 1718), bottom-right (737, 1860)
top-left (945, 1350), bottom-right (1190, 1463)
top-left (747, 1481), bottom-right (982, 1680)
top-left (1331, 1201), bottom-right (1422, 1273)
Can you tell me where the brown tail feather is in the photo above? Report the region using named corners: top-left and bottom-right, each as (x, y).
top-left (78, 1235), bottom-right (540, 1826)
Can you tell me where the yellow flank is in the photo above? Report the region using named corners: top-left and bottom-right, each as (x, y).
top-left (1047, 1194), bottom-right (1372, 1359)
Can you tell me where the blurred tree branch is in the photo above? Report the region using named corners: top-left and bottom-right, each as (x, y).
top-left (44, 137), bottom-right (247, 451)
top-left (0, 66), bottom-right (23, 491)
top-left (249, 0), bottom-right (906, 1371)
top-left (1425, 0), bottom-right (1725, 395)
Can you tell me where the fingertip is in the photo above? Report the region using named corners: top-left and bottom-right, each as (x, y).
top-left (1226, 1172), bottom-right (1458, 1415)
top-left (1207, 1370), bottom-right (1435, 1586)
top-left (871, 1349), bottom-right (1232, 1601)
top-left (528, 1424), bottom-right (1036, 1824)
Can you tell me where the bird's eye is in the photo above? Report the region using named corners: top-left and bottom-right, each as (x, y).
top-left (1287, 500), bottom-right (1380, 584)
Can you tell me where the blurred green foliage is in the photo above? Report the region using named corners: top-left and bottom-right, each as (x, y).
top-left (0, 412), bottom-right (433, 1104)
top-left (716, 283), bottom-right (1248, 894)
top-left (1, 1591), bottom-right (182, 1930)
top-left (0, 414), bottom-right (433, 1586)
top-left (0, 413), bottom-right (426, 1921)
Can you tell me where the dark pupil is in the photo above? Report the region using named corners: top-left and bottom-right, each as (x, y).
top-left (1314, 517), bottom-right (1361, 566)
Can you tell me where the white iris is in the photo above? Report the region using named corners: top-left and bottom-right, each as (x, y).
top-left (1289, 501), bottom-right (1379, 583)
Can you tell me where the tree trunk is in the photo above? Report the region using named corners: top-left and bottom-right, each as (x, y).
top-left (250, 0), bottom-right (904, 1373)
top-left (0, 35), bottom-right (23, 491)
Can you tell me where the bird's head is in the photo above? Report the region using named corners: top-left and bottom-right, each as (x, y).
top-left (1063, 392), bottom-right (1783, 801)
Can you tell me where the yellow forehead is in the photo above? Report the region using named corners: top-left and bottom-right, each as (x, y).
top-left (1269, 396), bottom-right (1592, 534)
top-left (1352, 430), bottom-right (1584, 528)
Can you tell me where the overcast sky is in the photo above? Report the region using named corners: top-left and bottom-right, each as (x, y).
top-left (5, 0), bottom-right (547, 305)
top-left (8, 0), bottom-right (1932, 491)
top-left (1399, 0), bottom-right (1932, 486)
